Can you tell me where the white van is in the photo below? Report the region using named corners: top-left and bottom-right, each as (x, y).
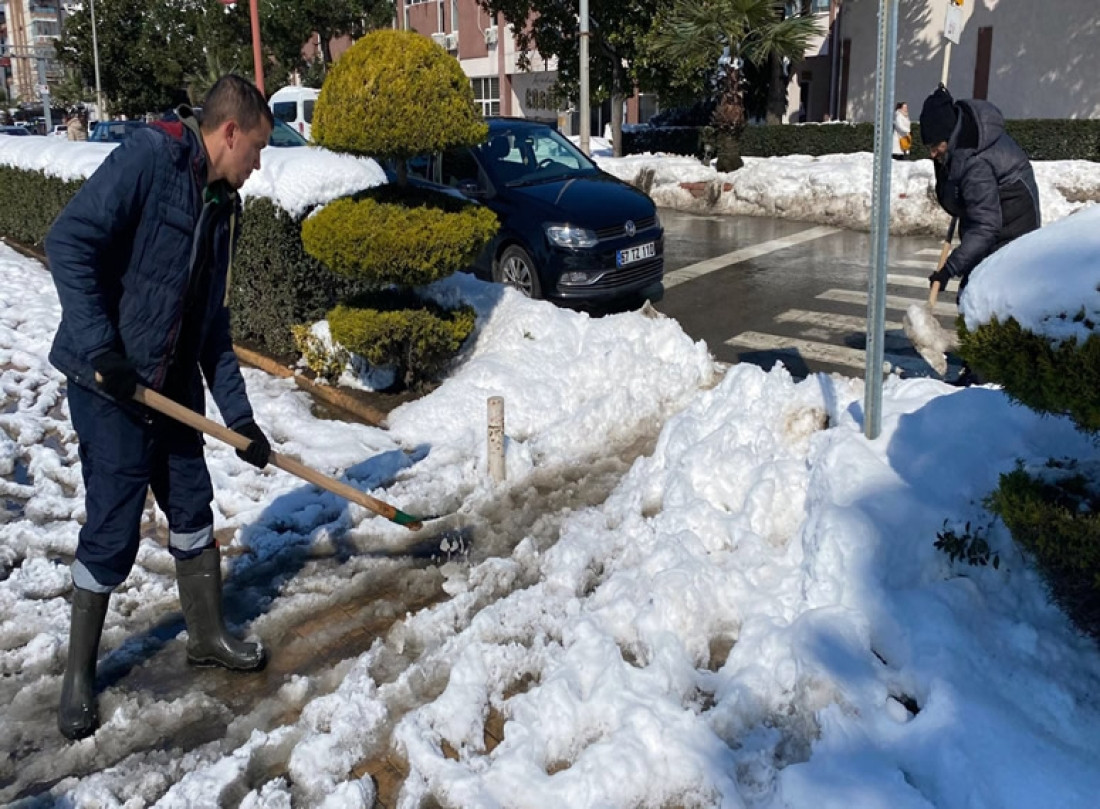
top-left (269, 85), bottom-right (319, 142)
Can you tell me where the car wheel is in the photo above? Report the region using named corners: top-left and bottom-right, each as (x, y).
top-left (494, 245), bottom-right (542, 299)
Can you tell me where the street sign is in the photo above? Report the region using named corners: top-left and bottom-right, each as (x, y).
top-left (37, 84), bottom-right (49, 96)
top-left (944, 3), bottom-right (964, 45)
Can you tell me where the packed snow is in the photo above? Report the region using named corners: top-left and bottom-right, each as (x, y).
top-left (1, 132), bottom-right (1099, 807)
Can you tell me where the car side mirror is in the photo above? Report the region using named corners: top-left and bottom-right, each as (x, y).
top-left (458, 180), bottom-right (484, 197)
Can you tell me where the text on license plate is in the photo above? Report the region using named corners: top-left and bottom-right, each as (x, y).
top-left (617, 241), bottom-right (656, 267)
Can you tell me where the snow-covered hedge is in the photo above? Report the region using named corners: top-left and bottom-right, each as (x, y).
top-left (0, 137), bottom-right (387, 358)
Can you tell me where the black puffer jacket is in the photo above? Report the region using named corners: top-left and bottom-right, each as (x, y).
top-left (935, 99), bottom-right (1041, 287)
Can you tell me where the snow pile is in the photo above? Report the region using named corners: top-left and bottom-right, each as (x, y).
top-left (0, 135), bottom-right (386, 215)
top-left (962, 203), bottom-right (1100, 340)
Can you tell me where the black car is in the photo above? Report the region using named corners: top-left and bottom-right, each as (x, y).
top-left (406, 118), bottom-right (664, 305)
top-left (0, 125), bottom-right (32, 136)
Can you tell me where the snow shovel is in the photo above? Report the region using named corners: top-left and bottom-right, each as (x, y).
top-left (903, 216), bottom-right (960, 376)
top-left (128, 383), bottom-right (424, 530)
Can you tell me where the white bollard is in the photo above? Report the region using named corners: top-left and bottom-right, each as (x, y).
top-left (487, 396), bottom-right (505, 482)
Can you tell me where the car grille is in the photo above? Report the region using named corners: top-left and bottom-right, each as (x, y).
top-left (594, 216), bottom-right (658, 242)
top-left (583, 257), bottom-right (664, 291)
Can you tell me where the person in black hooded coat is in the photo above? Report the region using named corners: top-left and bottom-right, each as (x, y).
top-left (919, 84), bottom-right (1041, 298)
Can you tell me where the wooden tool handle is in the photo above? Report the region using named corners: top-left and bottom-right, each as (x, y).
top-left (132, 384), bottom-right (422, 530)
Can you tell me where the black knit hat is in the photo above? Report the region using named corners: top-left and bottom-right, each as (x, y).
top-left (919, 85), bottom-right (957, 145)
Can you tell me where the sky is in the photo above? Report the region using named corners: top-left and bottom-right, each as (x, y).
top-left (1, 135), bottom-right (1099, 808)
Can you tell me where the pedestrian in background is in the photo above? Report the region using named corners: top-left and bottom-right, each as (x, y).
top-left (46, 75), bottom-right (274, 741)
top-left (893, 101), bottom-right (911, 160)
top-left (66, 108), bottom-right (87, 141)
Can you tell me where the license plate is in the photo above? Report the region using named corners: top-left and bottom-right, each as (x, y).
top-left (617, 241), bottom-right (656, 267)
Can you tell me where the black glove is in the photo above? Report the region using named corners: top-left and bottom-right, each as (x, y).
top-left (233, 420), bottom-right (271, 469)
top-left (91, 350), bottom-right (140, 400)
top-left (928, 266), bottom-right (952, 291)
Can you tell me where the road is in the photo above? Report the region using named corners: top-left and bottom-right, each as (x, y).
top-left (653, 209), bottom-right (961, 379)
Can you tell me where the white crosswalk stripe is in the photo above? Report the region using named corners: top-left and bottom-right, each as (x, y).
top-left (723, 256), bottom-right (960, 377)
top-left (817, 288), bottom-right (957, 317)
top-left (887, 273), bottom-right (933, 288)
top-left (663, 225), bottom-right (840, 288)
top-left (725, 331), bottom-right (945, 375)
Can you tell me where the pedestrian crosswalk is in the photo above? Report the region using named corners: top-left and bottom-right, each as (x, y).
top-left (724, 250), bottom-right (961, 378)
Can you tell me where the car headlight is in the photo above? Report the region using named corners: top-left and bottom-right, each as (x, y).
top-left (545, 224), bottom-right (598, 249)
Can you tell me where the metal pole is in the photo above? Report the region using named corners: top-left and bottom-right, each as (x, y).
top-left (90, 0), bottom-right (104, 118)
top-left (249, 0), bottom-right (265, 95)
top-left (578, 0), bottom-right (590, 154)
top-left (862, 0), bottom-right (899, 440)
top-left (35, 56), bottom-right (52, 132)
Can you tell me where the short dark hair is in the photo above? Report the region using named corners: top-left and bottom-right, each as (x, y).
top-left (202, 75), bottom-right (273, 134)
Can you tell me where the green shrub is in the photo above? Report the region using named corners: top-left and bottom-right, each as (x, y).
top-left (328, 291), bottom-right (477, 389)
top-left (625, 119), bottom-right (1100, 163)
top-left (958, 316), bottom-right (1100, 434)
top-left (987, 461), bottom-right (1100, 636)
top-left (291, 323), bottom-right (349, 383)
top-left (301, 187), bottom-right (499, 287)
top-left (230, 197), bottom-right (373, 360)
top-left (312, 29), bottom-right (487, 160)
top-left (0, 166), bottom-right (82, 246)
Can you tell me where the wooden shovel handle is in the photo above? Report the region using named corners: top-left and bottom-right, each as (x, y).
top-left (929, 216), bottom-right (957, 308)
top-left (132, 384), bottom-right (422, 530)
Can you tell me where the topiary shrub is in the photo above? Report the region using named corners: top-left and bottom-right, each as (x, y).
top-left (328, 292), bottom-right (476, 390)
top-left (987, 460), bottom-right (1100, 637)
top-left (962, 305), bottom-right (1100, 638)
top-left (958, 316), bottom-right (1100, 433)
top-left (301, 186), bottom-right (498, 287)
top-left (302, 29), bottom-right (497, 390)
top-left (312, 30), bottom-right (487, 163)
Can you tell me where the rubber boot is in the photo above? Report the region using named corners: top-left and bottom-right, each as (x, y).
top-left (58, 587), bottom-right (110, 741)
top-left (176, 546), bottom-right (265, 671)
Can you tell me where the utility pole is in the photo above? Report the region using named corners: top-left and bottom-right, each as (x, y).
top-left (862, 0), bottom-right (899, 440)
top-left (578, 0), bottom-right (589, 154)
top-left (90, 0), bottom-right (105, 118)
top-left (249, 0), bottom-right (264, 94)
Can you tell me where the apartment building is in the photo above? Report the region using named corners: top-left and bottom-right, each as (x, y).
top-left (1, 0), bottom-right (65, 104)
top-left (794, 0), bottom-right (1100, 123)
top-left (396, 0), bottom-right (658, 135)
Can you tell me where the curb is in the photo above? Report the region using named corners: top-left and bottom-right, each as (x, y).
top-left (3, 236), bottom-right (388, 428)
top-left (233, 345), bottom-right (387, 427)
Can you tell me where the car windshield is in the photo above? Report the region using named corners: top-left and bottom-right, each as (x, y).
top-left (477, 126), bottom-right (598, 188)
top-left (269, 118), bottom-right (308, 147)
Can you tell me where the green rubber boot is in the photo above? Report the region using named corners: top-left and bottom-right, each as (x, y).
top-left (176, 546), bottom-right (265, 671)
top-left (58, 587), bottom-right (109, 741)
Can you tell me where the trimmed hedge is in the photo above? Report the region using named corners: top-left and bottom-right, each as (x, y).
top-left (301, 185), bottom-right (499, 288)
top-left (624, 119), bottom-right (1100, 162)
top-left (230, 197), bottom-right (373, 359)
top-left (958, 317), bottom-right (1100, 433)
top-left (0, 164), bottom-right (368, 362)
top-left (0, 166), bottom-right (83, 247)
top-left (328, 291), bottom-right (476, 389)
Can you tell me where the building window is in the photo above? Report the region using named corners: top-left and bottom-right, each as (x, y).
top-left (471, 76), bottom-right (499, 117)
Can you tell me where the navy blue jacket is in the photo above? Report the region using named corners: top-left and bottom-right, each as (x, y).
top-left (46, 112), bottom-right (253, 429)
top-left (935, 99), bottom-right (1041, 285)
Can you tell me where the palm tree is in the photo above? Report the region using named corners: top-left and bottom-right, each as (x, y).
top-left (650, 0), bottom-right (820, 171)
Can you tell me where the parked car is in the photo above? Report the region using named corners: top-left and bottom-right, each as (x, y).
top-left (268, 117), bottom-right (308, 147)
top-left (88, 119), bottom-right (149, 143)
top-left (405, 117), bottom-right (664, 305)
top-left (0, 125), bottom-right (32, 136)
top-left (268, 85), bottom-right (318, 141)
